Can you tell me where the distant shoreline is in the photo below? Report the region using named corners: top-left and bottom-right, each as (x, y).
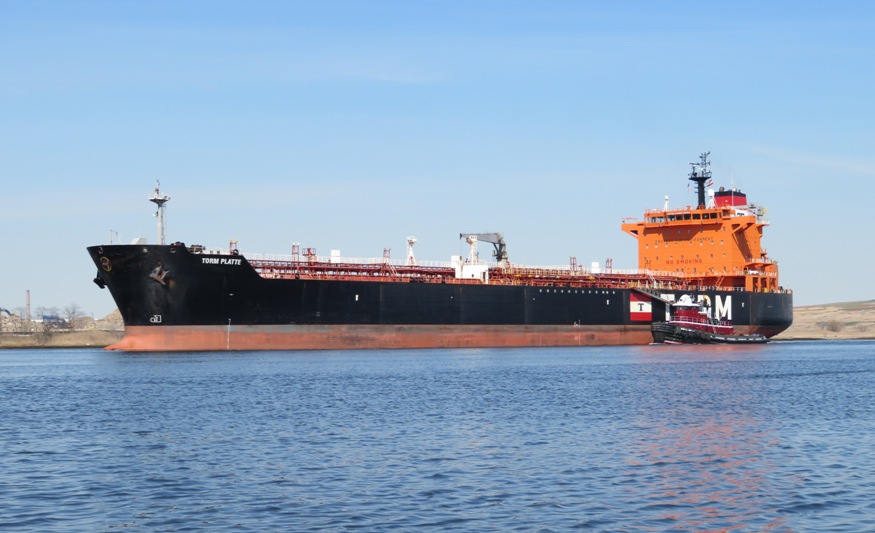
top-left (773, 300), bottom-right (875, 341)
top-left (0, 330), bottom-right (124, 349)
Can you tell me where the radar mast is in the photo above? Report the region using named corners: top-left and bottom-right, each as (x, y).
top-left (688, 152), bottom-right (711, 209)
top-left (149, 181), bottom-right (171, 245)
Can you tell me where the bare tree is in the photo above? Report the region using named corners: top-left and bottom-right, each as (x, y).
top-left (31, 306), bottom-right (63, 330)
top-left (35, 306), bottom-right (59, 319)
top-left (63, 303), bottom-right (83, 329)
top-left (12, 306), bottom-right (29, 332)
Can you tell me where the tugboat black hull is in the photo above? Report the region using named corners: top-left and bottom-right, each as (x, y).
top-left (651, 322), bottom-right (769, 345)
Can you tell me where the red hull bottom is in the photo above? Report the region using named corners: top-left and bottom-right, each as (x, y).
top-left (106, 324), bottom-right (656, 351)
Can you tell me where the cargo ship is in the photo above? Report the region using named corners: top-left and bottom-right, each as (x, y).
top-left (87, 153), bottom-right (792, 351)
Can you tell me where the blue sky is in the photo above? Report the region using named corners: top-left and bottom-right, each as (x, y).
top-left (2, 1), bottom-right (874, 318)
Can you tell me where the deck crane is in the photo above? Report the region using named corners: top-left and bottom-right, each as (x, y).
top-left (459, 232), bottom-right (509, 266)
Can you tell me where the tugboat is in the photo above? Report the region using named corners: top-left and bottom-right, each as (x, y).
top-left (651, 295), bottom-right (768, 344)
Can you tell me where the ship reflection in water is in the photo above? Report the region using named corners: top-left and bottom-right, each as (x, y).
top-left (625, 345), bottom-right (786, 531)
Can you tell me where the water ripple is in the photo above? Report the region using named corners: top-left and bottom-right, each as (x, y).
top-left (1, 342), bottom-right (875, 531)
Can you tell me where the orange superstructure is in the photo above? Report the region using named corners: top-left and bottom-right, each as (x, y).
top-left (621, 152), bottom-right (781, 294)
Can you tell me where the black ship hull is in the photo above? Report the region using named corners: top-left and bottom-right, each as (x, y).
top-left (87, 244), bottom-right (793, 351)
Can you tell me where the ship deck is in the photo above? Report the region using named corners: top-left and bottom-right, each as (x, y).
top-left (240, 254), bottom-right (777, 293)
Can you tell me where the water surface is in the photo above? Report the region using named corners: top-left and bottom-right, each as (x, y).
top-left (2, 341), bottom-right (874, 531)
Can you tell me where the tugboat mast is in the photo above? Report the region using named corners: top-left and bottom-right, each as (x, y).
top-left (149, 181), bottom-right (171, 245)
top-left (688, 151), bottom-right (711, 208)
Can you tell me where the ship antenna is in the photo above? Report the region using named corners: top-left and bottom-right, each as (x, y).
top-left (688, 151), bottom-right (711, 209)
top-left (149, 181), bottom-right (171, 245)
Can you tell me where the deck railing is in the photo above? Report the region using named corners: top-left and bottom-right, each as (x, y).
top-left (193, 247), bottom-right (791, 293)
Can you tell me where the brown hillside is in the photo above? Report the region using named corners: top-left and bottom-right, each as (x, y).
top-left (774, 300), bottom-right (875, 340)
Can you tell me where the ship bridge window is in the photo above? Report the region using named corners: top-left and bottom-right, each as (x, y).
top-left (693, 214), bottom-right (701, 220)
top-left (684, 214), bottom-right (691, 220)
